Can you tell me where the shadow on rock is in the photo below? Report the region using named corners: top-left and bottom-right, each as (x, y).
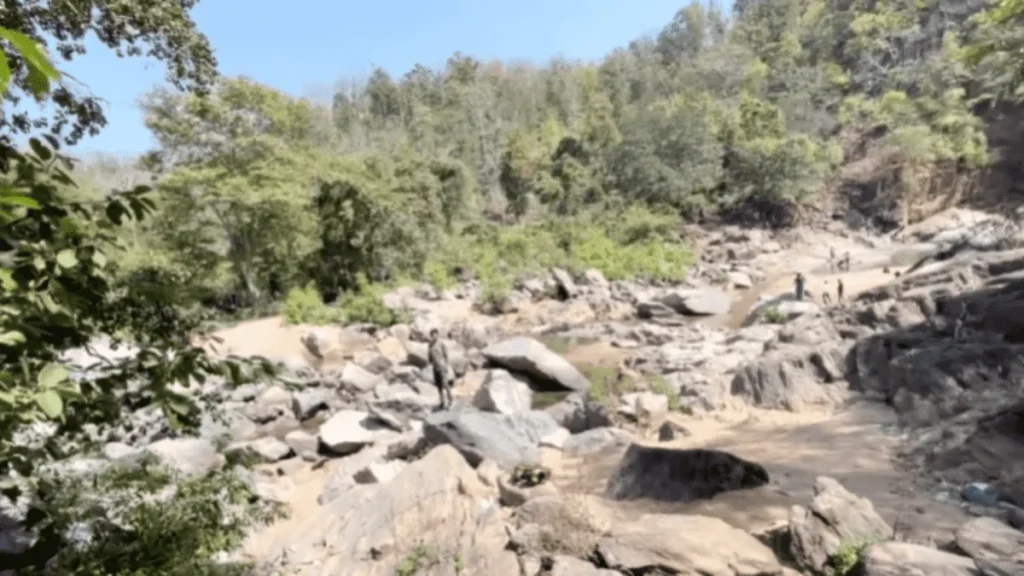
top-left (605, 444), bottom-right (769, 502)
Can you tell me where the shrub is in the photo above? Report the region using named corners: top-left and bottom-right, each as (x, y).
top-left (762, 306), bottom-right (788, 324)
top-left (282, 284), bottom-right (344, 325)
top-left (337, 275), bottom-right (410, 327)
top-left (24, 457), bottom-right (283, 576)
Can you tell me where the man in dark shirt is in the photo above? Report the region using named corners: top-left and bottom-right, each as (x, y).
top-left (428, 328), bottom-right (454, 409)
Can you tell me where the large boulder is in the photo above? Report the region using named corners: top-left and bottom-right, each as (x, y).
top-left (482, 337), bottom-right (591, 392)
top-left (423, 406), bottom-right (543, 470)
top-left (787, 477), bottom-right (892, 574)
top-left (606, 445), bottom-right (769, 502)
top-left (597, 514), bottom-right (782, 575)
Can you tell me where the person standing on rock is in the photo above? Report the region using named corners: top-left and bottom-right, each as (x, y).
top-left (837, 278), bottom-right (844, 303)
top-left (794, 272), bottom-right (806, 301)
top-left (429, 328), bottom-right (454, 410)
top-left (829, 247), bottom-right (836, 273)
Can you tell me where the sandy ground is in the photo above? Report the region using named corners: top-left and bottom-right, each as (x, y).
top-left (545, 402), bottom-right (970, 547)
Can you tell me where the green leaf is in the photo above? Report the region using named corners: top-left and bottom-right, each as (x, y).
top-left (37, 363), bottom-right (69, 389)
top-left (0, 28), bottom-right (60, 96)
top-left (0, 331), bottom-right (25, 345)
top-left (91, 250), bottom-right (107, 267)
top-left (0, 195), bottom-right (39, 209)
top-left (56, 249), bottom-right (78, 268)
top-left (0, 50), bottom-right (10, 95)
top-left (34, 390), bottom-right (62, 419)
top-left (28, 138), bottom-right (52, 161)
top-left (165, 395), bottom-right (193, 416)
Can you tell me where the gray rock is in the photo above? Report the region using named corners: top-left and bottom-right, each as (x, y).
top-left (472, 369), bottom-right (533, 414)
top-left (284, 429), bottom-right (319, 457)
top-left (660, 288), bottom-right (732, 316)
top-left (145, 437), bottom-right (224, 477)
top-left (563, 427), bottom-right (633, 456)
top-left (353, 461), bottom-right (406, 485)
top-left (551, 268), bottom-right (579, 298)
top-left (230, 436), bottom-right (292, 463)
top-left (728, 271), bottom-right (753, 289)
top-left (340, 363), bottom-right (385, 393)
top-left (244, 385), bottom-right (294, 424)
top-left (423, 406), bottom-right (541, 470)
top-left (955, 517), bottom-right (1024, 571)
top-left (482, 337), bottom-right (591, 392)
top-left (318, 410), bottom-right (393, 455)
top-left (788, 476), bottom-right (893, 574)
top-left (862, 542), bottom-right (980, 576)
top-left (291, 388), bottom-right (333, 421)
top-left (544, 393), bottom-right (614, 433)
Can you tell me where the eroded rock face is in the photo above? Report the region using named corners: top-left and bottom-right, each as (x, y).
top-left (605, 444), bottom-right (769, 502)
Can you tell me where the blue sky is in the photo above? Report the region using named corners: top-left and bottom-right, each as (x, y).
top-left (57, 0), bottom-right (694, 157)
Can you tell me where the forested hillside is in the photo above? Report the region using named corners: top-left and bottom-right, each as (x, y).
top-left (81, 0), bottom-right (1022, 321)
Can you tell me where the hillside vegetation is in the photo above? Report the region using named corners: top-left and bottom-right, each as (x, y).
top-left (71, 0), bottom-right (1024, 321)
top-left (1, 0), bottom-right (1024, 572)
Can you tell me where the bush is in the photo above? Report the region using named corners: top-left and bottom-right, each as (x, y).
top-left (336, 275), bottom-right (410, 327)
top-left (24, 457), bottom-right (283, 576)
top-left (432, 206), bottom-right (694, 294)
top-left (762, 306), bottom-right (788, 324)
top-left (282, 284), bottom-right (344, 325)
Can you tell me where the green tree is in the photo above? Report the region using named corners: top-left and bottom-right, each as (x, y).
top-left (139, 77), bottom-right (340, 303)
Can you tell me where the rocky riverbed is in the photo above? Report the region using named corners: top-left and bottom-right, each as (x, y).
top-left (7, 207), bottom-right (1024, 576)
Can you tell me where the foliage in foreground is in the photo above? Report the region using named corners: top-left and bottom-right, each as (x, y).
top-left (21, 457), bottom-right (283, 576)
top-left (0, 14), bottom-right (274, 575)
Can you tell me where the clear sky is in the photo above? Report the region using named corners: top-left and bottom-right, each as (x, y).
top-left (59, 0), bottom-right (694, 157)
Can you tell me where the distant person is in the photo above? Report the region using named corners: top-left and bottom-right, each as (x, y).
top-left (794, 273), bottom-right (806, 301)
top-left (842, 251), bottom-right (851, 271)
top-left (837, 278), bottom-right (845, 302)
top-left (954, 305), bottom-right (968, 342)
top-left (428, 328), bottom-right (454, 409)
top-left (829, 247), bottom-right (836, 273)
top-left (821, 290), bottom-right (833, 306)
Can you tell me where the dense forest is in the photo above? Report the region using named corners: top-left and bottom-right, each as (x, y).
top-left (2, 0), bottom-right (1024, 573)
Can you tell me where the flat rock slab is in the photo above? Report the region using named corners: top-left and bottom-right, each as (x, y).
top-left (605, 444), bottom-right (769, 502)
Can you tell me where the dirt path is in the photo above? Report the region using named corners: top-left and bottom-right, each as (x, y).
top-left (544, 402), bottom-right (970, 546)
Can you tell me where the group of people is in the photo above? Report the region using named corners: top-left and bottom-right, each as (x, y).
top-left (793, 247), bottom-right (848, 306)
top-left (829, 247), bottom-right (851, 273)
